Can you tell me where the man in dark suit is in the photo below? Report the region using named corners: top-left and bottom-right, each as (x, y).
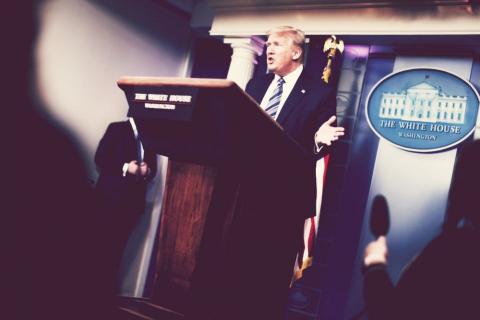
top-left (246, 26), bottom-right (344, 159)
top-left (233, 26), bottom-right (344, 318)
top-left (94, 117), bottom-right (157, 293)
top-left (245, 26), bottom-right (344, 235)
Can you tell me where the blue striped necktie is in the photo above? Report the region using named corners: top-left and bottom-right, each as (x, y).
top-left (136, 136), bottom-right (143, 163)
top-left (265, 77), bottom-right (285, 119)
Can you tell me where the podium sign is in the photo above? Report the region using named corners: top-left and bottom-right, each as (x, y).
top-left (124, 85), bottom-right (199, 122)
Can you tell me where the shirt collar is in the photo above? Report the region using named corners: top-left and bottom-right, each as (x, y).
top-left (274, 64), bottom-right (303, 85)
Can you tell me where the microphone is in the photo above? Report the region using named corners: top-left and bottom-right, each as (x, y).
top-left (351, 195), bottom-right (391, 320)
top-left (370, 195), bottom-right (390, 238)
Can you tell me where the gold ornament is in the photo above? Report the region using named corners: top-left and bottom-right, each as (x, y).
top-left (322, 35), bottom-right (344, 84)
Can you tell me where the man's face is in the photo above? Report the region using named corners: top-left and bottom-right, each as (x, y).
top-left (266, 33), bottom-right (300, 77)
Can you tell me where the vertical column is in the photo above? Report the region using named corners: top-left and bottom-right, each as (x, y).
top-left (224, 36), bottom-right (265, 89)
top-left (474, 108), bottom-right (480, 140)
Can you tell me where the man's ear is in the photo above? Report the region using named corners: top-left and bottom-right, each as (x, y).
top-left (291, 49), bottom-right (301, 61)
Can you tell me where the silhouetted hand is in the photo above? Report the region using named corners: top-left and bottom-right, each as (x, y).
top-left (364, 236), bottom-right (388, 267)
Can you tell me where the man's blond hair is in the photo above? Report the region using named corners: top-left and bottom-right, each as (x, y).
top-left (267, 26), bottom-right (306, 62)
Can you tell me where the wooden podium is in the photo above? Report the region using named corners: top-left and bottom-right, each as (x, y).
top-left (117, 77), bottom-right (315, 320)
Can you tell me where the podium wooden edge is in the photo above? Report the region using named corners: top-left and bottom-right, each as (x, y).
top-left (117, 76), bottom-right (237, 89)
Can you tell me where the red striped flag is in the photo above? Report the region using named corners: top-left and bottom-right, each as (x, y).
top-left (292, 154), bottom-right (330, 284)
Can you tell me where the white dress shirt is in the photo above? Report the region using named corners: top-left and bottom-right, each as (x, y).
top-left (260, 65), bottom-right (304, 121)
top-left (122, 117), bottom-right (144, 177)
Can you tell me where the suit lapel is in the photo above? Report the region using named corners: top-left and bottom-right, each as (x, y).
top-left (276, 70), bottom-right (311, 125)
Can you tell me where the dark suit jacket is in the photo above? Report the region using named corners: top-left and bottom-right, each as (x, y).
top-left (94, 120), bottom-right (157, 217)
top-left (246, 69), bottom-right (336, 220)
top-left (246, 68), bottom-right (336, 159)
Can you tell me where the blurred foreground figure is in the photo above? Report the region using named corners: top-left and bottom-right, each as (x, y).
top-left (13, 1), bottom-right (113, 319)
top-left (363, 140), bottom-right (480, 320)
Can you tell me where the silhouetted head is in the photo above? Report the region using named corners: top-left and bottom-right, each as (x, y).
top-left (13, 0), bottom-right (40, 114)
top-left (444, 140), bottom-right (480, 231)
top-left (370, 195), bottom-right (390, 238)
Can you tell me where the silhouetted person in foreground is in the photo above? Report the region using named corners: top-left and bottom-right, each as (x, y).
top-left (13, 1), bottom-right (113, 318)
top-left (363, 140), bottom-right (480, 320)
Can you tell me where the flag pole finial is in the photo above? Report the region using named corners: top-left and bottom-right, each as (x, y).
top-left (322, 35), bottom-right (345, 84)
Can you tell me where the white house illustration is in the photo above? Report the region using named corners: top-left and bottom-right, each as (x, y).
top-left (379, 81), bottom-right (467, 124)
